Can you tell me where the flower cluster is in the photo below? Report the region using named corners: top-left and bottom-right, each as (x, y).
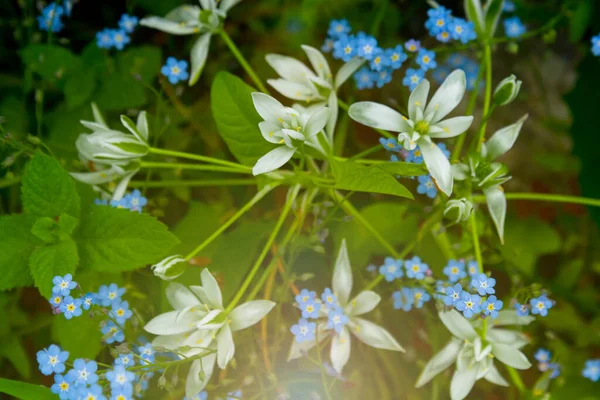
top-left (583, 359), bottom-right (600, 382)
top-left (514, 294), bottom-right (554, 317)
top-left (441, 270), bottom-right (503, 319)
top-left (592, 34), bottom-right (600, 57)
top-left (425, 6), bottom-right (476, 44)
top-left (96, 14), bottom-right (138, 50)
top-left (37, 2), bottom-right (71, 33)
top-left (322, 20), bottom-right (408, 89)
top-left (534, 348), bottom-right (561, 379)
top-left (95, 189), bottom-right (148, 213)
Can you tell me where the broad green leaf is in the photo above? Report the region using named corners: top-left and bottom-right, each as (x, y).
top-left (331, 202), bottom-right (418, 266)
top-left (116, 45), bottom-right (162, 82)
top-left (29, 238), bottom-right (79, 298)
top-left (568, 0), bottom-right (593, 42)
top-left (75, 206), bottom-right (179, 272)
top-left (64, 68), bottom-right (97, 109)
top-left (22, 152), bottom-right (80, 219)
top-left (211, 71), bottom-right (276, 166)
top-left (52, 314), bottom-right (102, 360)
top-left (332, 160), bottom-right (413, 198)
top-left (0, 378), bottom-right (55, 400)
top-left (0, 215), bottom-right (38, 291)
top-left (20, 44), bottom-right (81, 83)
top-left (94, 72), bottom-right (147, 111)
top-left (464, 0), bottom-right (484, 35)
top-left (501, 217), bottom-right (560, 276)
top-left (0, 338), bottom-right (31, 379)
top-left (30, 217), bottom-right (58, 243)
top-left (378, 161), bottom-right (427, 177)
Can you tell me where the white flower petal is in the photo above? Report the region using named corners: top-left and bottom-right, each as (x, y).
top-left (485, 115), bottom-right (528, 160)
top-left (484, 185), bottom-right (507, 243)
top-left (438, 310), bottom-right (478, 341)
top-left (166, 283), bottom-right (200, 311)
top-left (450, 365), bottom-right (479, 400)
top-left (219, 0), bottom-right (242, 12)
top-left (111, 170), bottom-right (137, 201)
top-left (491, 311), bottom-right (535, 326)
top-left (332, 239), bottom-right (353, 306)
top-left (425, 69), bottom-right (467, 124)
top-left (259, 121), bottom-right (283, 144)
top-left (491, 343), bottom-right (531, 370)
top-left (429, 116), bottom-right (473, 139)
top-left (152, 333), bottom-right (187, 350)
top-left (252, 92), bottom-right (285, 121)
top-left (196, 309), bottom-right (222, 329)
top-left (201, 269), bottom-right (223, 310)
top-left (265, 54), bottom-right (315, 84)
top-left (217, 324), bottom-right (235, 369)
top-left (189, 33), bottom-right (211, 86)
top-left (144, 311), bottom-right (198, 335)
top-left (301, 45), bottom-right (331, 81)
top-left (136, 111), bottom-right (149, 142)
top-left (189, 286), bottom-right (211, 306)
top-left (81, 120), bottom-right (109, 132)
top-left (487, 328), bottom-right (529, 349)
top-left (416, 338), bottom-right (462, 388)
top-left (330, 326), bottom-right (351, 374)
top-left (252, 146), bottom-right (296, 175)
top-left (229, 300), bottom-right (276, 331)
top-left (418, 137), bottom-right (453, 196)
top-left (185, 353), bottom-right (216, 398)
top-left (267, 79), bottom-right (317, 101)
top-left (304, 107), bottom-right (330, 138)
top-left (348, 102), bottom-right (411, 133)
top-left (350, 317), bottom-right (404, 352)
top-left (347, 290), bottom-right (380, 317)
top-left (408, 79), bottom-right (430, 121)
top-left (91, 103), bottom-right (107, 127)
top-left (140, 16), bottom-right (199, 35)
top-left (484, 364), bottom-right (510, 387)
top-left (335, 58), bottom-right (366, 89)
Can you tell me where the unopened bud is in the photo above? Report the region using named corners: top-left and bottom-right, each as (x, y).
top-left (444, 198), bottom-right (473, 224)
top-left (493, 75), bottom-right (521, 106)
top-left (151, 255), bottom-right (187, 281)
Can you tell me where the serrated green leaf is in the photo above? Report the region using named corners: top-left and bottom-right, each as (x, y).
top-left (20, 44), bottom-right (81, 83)
top-left (0, 338), bottom-right (31, 379)
top-left (29, 239), bottom-right (79, 298)
top-left (58, 214), bottom-right (79, 237)
top-left (332, 160), bottom-right (413, 198)
top-left (0, 215), bottom-right (38, 291)
top-left (378, 161), bottom-right (427, 176)
top-left (30, 217), bottom-right (58, 243)
top-left (0, 378), bottom-right (55, 400)
top-left (75, 206), bottom-right (179, 272)
top-left (64, 68), bottom-right (97, 109)
top-left (52, 314), bottom-right (102, 360)
top-left (22, 152), bottom-right (80, 219)
top-left (211, 71), bottom-right (276, 166)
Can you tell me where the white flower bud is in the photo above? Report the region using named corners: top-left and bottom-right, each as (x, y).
top-left (493, 75), bottom-right (522, 106)
top-left (444, 198), bottom-right (474, 224)
top-left (151, 255), bottom-right (187, 281)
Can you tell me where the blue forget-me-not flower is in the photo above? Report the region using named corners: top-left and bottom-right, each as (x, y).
top-left (161, 57), bottom-right (189, 85)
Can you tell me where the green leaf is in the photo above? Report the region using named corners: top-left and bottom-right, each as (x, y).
top-left (29, 238), bottom-right (79, 298)
top-left (52, 314), bottom-right (102, 360)
top-left (568, 0), bottom-right (593, 42)
top-left (63, 68), bottom-right (97, 109)
top-left (332, 160), bottom-right (413, 198)
top-left (483, 0), bottom-right (504, 38)
top-left (0, 215), bottom-right (38, 291)
top-left (75, 206), bottom-right (179, 272)
top-left (30, 217), bottom-right (58, 243)
top-left (501, 218), bottom-right (560, 276)
top-left (0, 378), bottom-right (55, 400)
top-left (22, 152), bottom-right (80, 219)
top-left (20, 44), bottom-right (81, 83)
top-left (94, 72), bottom-right (147, 111)
top-left (0, 338), bottom-right (31, 379)
top-left (464, 0), bottom-right (484, 35)
top-left (172, 202), bottom-right (223, 256)
top-left (116, 45), bottom-right (162, 82)
top-left (331, 203), bottom-right (418, 266)
top-left (211, 71), bottom-right (276, 166)
top-left (378, 161), bottom-right (427, 177)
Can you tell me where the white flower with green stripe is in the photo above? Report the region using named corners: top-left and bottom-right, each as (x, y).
top-left (348, 69), bottom-right (473, 196)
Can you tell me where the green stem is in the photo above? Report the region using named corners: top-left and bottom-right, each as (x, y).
top-left (129, 179), bottom-right (257, 188)
top-left (219, 29), bottom-right (270, 94)
top-left (472, 192), bottom-right (600, 208)
top-left (469, 210), bottom-right (483, 270)
top-left (506, 366), bottom-right (526, 393)
top-left (475, 44), bottom-right (493, 152)
top-left (147, 147), bottom-right (252, 172)
top-left (184, 183), bottom-right (278, 261)
top-left (225, 184), bottom-right (301, 312)
top-left (139, 161), bottom-right (251, 174)
top-left (315, 329), bottom-right (334, 400)
top-left (338, 99), bottom-right (394, 139)
top-left (451, 64), bottom-right (484, 162)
